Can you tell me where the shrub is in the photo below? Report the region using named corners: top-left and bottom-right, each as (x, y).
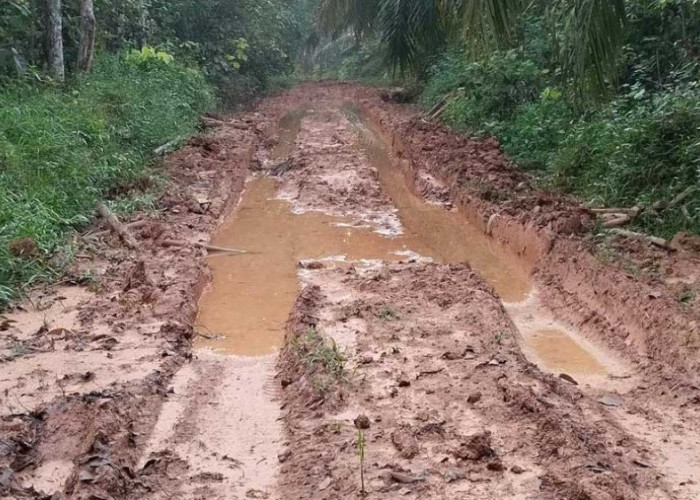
top-left (551, 85), bottom-right (700, 237)
top-left (0, 54), bottom-right (213, 307)
top-left (421, 49), bottom-right (542, 134)
top-left (499, 90), bottom-right (576, 171)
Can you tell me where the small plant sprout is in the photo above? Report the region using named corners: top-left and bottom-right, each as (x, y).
top-left (376, 305), bottom-right (399, 321)
top-left (495, 330), bottom-right (507, 345)
top-left (354, 414), bottom-right (371, 496)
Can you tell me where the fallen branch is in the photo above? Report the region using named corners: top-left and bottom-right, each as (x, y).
top-left (85, 220), bottom-right (149, 241)
top-left (199, 116), bottom-right (249, 130)
top-left (270, 158), bottom-right (293, 177)
top-left (590, 206), bottom-right (642, 216)
top-left (652, 186), bottom-right (698, 212)
top-left (594, 206), bottom-right (642, 228)
top-left (667, 185), bottom-right (698, 210)
top-left (601, 214), bottom-right (633, 228)
top-left (608, 228), bottom-right (672, 250)
top-left (97, 203), bottom-right (138, 249)
top-left (160, 239), bottom-right (248, 255)
top-left (426, 88), bottom-right (463, 120)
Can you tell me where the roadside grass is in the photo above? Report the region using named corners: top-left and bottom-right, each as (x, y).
top-left (420, 50), bottom-right (700, 239)
top-left (0, 55), bottom-right (213, 309)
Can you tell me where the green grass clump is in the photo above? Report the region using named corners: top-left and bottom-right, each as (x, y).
top-left (0, 55), bottom-right (214, 308)
top-left (292, 326), bottom-right (348, 392)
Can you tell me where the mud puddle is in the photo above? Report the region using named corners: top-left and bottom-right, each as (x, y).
top-left (345, 105), bottom-right (627, 384)
top-left (197, 105), bottom-right (626, 376)
top-left (195, 177), bottom-right (437, 355)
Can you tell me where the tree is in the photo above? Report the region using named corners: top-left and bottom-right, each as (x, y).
top-left (318, 0), bottom-right (627, 97)
top-left (44, 0), bottom-right (64, 81)
top-left (77, 0), bottom-right (96, 73)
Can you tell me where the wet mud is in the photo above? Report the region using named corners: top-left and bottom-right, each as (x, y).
top-left (2, 82), bottom-right (700, 500)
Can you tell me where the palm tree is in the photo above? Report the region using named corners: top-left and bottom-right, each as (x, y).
top-left (317, 0), bottom-right (627, 96)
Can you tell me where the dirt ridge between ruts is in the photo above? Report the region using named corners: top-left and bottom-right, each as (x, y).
top-left (278, 263), bottom-right (666, 499)
top-left (0, 120), bottom-right (258, 499)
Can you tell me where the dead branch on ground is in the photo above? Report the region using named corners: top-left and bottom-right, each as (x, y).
top-left (97, 203), bottom-right (138, 249)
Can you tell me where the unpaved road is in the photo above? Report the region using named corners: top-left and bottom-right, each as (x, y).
top-left (2, 83), bottom-right (700, 500)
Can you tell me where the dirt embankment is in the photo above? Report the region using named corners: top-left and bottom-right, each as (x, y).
top-left (0, 121), bottom-right (257, 499)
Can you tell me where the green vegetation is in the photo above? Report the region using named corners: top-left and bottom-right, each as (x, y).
top-left (314, 0), bottom-right (700, 239)
top-left (292, 326), bottom-right (348, 393)
top-left (0, 55), bottom-right (213, 304)
top-left (0, 0), bottom-right (314, 308)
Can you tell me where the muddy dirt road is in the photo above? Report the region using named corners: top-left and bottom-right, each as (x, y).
top-left (2, 83), bottom-right (700, 500)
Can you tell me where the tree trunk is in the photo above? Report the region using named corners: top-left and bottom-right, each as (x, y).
top-left (137, 0), bottom-right (148, 48)
top-left (77, 0), bottom-right (96, 73)
top-left (44, 0), bottom-right (64, 81)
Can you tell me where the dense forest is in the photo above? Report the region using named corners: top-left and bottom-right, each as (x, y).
top-left (1, 0), bottom-right (699, 307)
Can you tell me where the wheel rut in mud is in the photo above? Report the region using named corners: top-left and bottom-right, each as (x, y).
top-left (2, 82), bottom-right (700, 500)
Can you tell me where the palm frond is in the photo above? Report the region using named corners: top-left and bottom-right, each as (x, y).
top-left (318, 0), bottom-right (379, 40)
top-left (381, 0), bottom-right (447, 73)
top-left (458, 0), bottom-right (523, 55)
top-left (562, 0), bottom-right (627, 96)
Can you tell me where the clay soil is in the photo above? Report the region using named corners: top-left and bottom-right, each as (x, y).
top-left (2, 82), bottom-right (700, 500)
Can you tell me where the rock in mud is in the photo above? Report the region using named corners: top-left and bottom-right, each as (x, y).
top-left (486, 459), bottom-right (505, 472)
top-left (388, 471), bottom-right (426, 484)
top-left (318, 477), bottom-right (332, 491)
top-left (444, 468), bottom-right (466, 483)
top-left (559, 373), bottom-right (578, 385)
top-left (511, 465), bottom-right (526, 474)
top-left (278, 449), bottom-right (292, 463)
top-left (392, 428), bottom-right (419, 459)
top-left (454, 432), bottom-right (495, 461)
top-left (354, 414), bottom-right (371, 430)
top-left (598, 394), bottom-right (623, 407)
top-left (467, 392), bottom-right (482, 404)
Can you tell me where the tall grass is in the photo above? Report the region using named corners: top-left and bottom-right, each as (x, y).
top-left (0, 55), bottom-right (214, 308)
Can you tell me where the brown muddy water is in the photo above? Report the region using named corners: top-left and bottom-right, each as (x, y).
top-left (196, 105), bottom-right (622, 382)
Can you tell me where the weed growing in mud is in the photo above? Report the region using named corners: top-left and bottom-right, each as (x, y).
top-left (354, 415), bottom-right (370, 496)
top-left (357, 428), bottom-right (367, 495)
top-left (376, 305), bottom-right (400, 321)
top-left (679, 288), bottom-right (697, 310)
top-left (292, 326), bottom-right (348, 391)
top-left (495, 330), bottom-right (507, 345)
